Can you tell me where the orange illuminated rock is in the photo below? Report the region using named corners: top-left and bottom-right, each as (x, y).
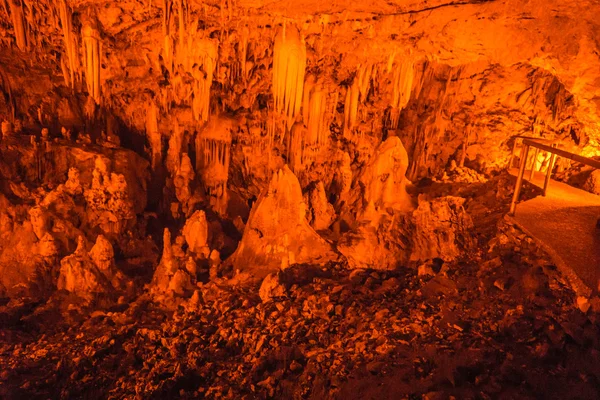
top-left (150, 228), bottom-right (195, 296)
top-left (358, 136), bottom-right (414, 215)
top-left (229, 165), bottom-right (335, 277)
top-left (182, 210), bottom-right (209, 257)
top-left (57, 236), bottom-right (113, 299)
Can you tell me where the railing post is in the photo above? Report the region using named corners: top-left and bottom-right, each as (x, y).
top-left (543, 150), bottom-right (557, 197)
top-left (510, 144), bottom-right (530, 216)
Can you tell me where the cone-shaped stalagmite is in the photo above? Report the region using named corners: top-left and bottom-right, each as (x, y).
top-left (229, 165), bottom-right (335, 277)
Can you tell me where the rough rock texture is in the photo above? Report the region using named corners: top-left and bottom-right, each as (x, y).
top-left (305, 181), bottom-right (336, 231)
top-left (230, 166), bottom-right (335, 277)
top-left (57, 236), bottom-right (114, 300)
top-left (358, 136), bottom-right (414, 214)
top-left (338, 196), bottom-right (474, 270)
top-left (182, 210), bottom-right (209, 257)
top-left (583, 169), bottom-right (600, 195)
top-left (259, 273), bottom-right (287, 302)
top-left (150, 229), bottom-right (195, 297)
top-left (410, 195), bottom-right (475, 262)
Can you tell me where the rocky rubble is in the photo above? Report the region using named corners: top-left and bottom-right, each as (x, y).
top-left (2, 212), bottom-right (600, 399)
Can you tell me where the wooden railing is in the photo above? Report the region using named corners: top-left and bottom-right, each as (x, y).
top-left (509, 138), bottom-right (600, 215)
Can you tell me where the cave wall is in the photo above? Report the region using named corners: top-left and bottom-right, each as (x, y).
top-left (0, 0), bottom-right (598, 196)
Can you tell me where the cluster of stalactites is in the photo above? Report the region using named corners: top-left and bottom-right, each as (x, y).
top-left (287, 75), bottom-right (337, 173)
top-left (58, 0), bottom-right (80, 89)
top-left (82, 17), bottom-right (102, 104)
top-left (344, 63), bottom-right (373, 136)
top-left (198, 138), bottom-right (231, 179)
top-left (389, 55), bottom-right (415, 129)
top-left (272, 24), bottom-right (306, 130)
top-left (8, 0), bottom-right (28, 51)
top-left (160, 0), bottom-right (217, 123)
top-left (302, 74), bottom-right (336, 146)
top-left (195, 118), bottom-right (233, 215)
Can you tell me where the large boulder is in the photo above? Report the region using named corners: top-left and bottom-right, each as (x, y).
top-left (229, 166), bottom-right (335, 278)
top-left (583, 169), bottom-right (600, 195)
top-left (410, 196), bottom-right (475, 262)
top-left (338, 196), bottom-right (474, 270)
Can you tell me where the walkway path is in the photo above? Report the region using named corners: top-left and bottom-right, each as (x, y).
top-left (509, 169), bottom-right (600, 295)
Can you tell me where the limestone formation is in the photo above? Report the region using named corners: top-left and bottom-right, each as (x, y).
top-left (583, 170), bottom-right (600, 195)
top-left (306, 181), bottom-right (336, 231)
top-left (57, 236), bottom-right (113, 299)
top-left (174, 153), bottom-right (195, 214)
top-left (229, 166), bottom-right (335, 277)
top-left (362, 137), bottom-right (413, 213)
top-left (182, 210), bottom-right (209, 257)
top-left (150, 228), bottom-right (194, 296)
top-left (410, 196), bottom-right (475, 262)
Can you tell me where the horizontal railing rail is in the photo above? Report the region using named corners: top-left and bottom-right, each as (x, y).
top-left (509, 138), bottom-right (600, 215)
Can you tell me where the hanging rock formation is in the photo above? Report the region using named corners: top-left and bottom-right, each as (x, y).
top-left (273, 24), bottom-right (306, 129)
top-left (196, 116), bottom-right (233, 215)
top-left (229, 165), bottom-right (335, 278)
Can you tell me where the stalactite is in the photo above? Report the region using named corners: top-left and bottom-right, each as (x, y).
top-left (161, 0), bottom-right (174, 74)
top-left (389, 57), bottom-right (415, 129)
top-left (58, 0), bottom-right (79, 89)
top-left (161, 3), bottom-right (217, 124)
top-left (357, 63), bottom-right (373, 104)
top-left (82, 18), bottom-right (102, 104)
top-left (196, 118), bottom-right (233, 216)
top-left (239, 26), bottom-right (249, 83)
top-left (288, 122), bottom-right (306, 173)
top-left (9, 0), bottom-right (28, 51)
top-left (145, 101), bottom-right (162, 170)
top-left (344, 79), bottom-right (360, 136)
top-left (272, 24), bottom-right (306, 129)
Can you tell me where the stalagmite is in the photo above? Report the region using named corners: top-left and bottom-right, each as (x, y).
top-left (272, 24), bottom-right (306, 129)
top-left (229, 165), bottom-right (335, 277)
top-left (166, 121), bottom-right (183, 177)
top-left (9, 0), bottom-right (28, 51)
top-left (182, 210), bottom-right (209, 256)
top-left (357, 137), bottom-right (414, 215)
top-left (82, 18), bottom-right (102, 104)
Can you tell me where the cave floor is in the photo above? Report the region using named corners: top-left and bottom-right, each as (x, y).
top-left (510, 169), bottom-right (600, 294)
top-left (2, 174), bottom-right (600, 399)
